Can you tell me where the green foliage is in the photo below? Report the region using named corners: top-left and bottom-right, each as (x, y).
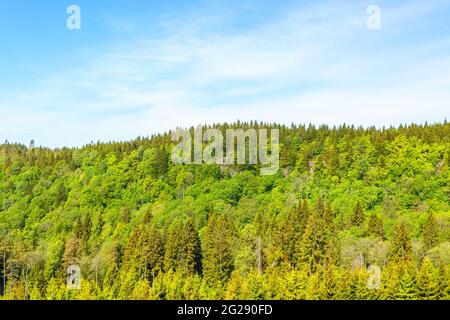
top-left (202, 214), bottom-right (236, 287)
top-left (416, 257), bottom-right (440, 300)
top-left (352, 201), bottom-right (365, 227)
top-left (389, 221), bottom-right (413, 262)
top-left (0, 122), bottom-right (449, 300)
top-left (365, 213), bottom-right (386, 239)
top-left (423, 214), bottom-right (440, 253)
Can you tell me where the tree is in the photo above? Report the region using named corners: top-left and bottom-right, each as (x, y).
top-left (422, 214), bottom-right (439, 253)
top-left (1, 121), bottom-right (449, 300)
top-left (318, 264), bottom-right (337, 299)
top-left (365, 214), bottom-right (386, 239)
top-left (389, 221), bottom-right (412, 262)
top-left (416, 257), bottom-right (439, 300)
top-left (202, 214), bottom-right (236, 285)
top-left (351, 200), bottom-right (365, 227)
top-left (397, 270), bottom-right (416, 300)
top-left (164, 220), bottom-right (200, 275)
top-left (63, 235), bottom-right (80, 267)
top-left (273, 206), bottom-right (303, 267)
top-left (299, 206), bottom-right (330, 272)
top-left (141, 225), bottom-right (164, 279)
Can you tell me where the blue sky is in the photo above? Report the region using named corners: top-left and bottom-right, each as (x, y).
top-left (1, 0), bottom-right (450, 147)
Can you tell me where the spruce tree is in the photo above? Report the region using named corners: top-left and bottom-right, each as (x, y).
top-left (422, 213), bottom-right (439, 252)
top-left (389, 221), bottom-right (412, 262)
top-left (416, 257), bottom-right (439, 300)
top-left (276, 207), bottom-right (303, 266)
top-left (164, 220), bottom-right (199, 275)
top-left (319, 264), bottom-right (337, 299)
top-left (396, 270), bottom-right (417, 300)
top-left (351, 200), bottom-right (365, 227)
top-left (141, 225), bottom-right (164, 279)
top-left (202, 214), bottom-right (236, 285)
top-left (299, 206), bottom-right (329, 272)
top-left (365, 213), bottom-right (386, 239)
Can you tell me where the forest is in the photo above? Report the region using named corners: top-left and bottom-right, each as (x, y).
top-left (0, 121), bottom-right (449, 300)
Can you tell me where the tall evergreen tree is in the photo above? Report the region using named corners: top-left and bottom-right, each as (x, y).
top-left (365, 213), bottom-right (386, 239)
top-left (422, 213), bottom-right (439, 252)
top-left (164, 220), bottom-right (199, 275)
top-left (396, 270), bottom-right (416, 300)
top-left (389, 221), bottom-right (412, 262)
top-left (416, 257), bottom-right (439, 300)
top-left (351, 200), bottom-right (365, 227)
top-left (202, 214), bottom-right (236, 285)
top-left (299, 205), bottom-right (329, 272)
top-left (141, 225), bottom-right (164, 279)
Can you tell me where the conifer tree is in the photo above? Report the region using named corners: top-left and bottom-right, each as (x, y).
top-left (416, 257), bottom-right (439, 300)
top-left (319, 264), bottom-right (337, 299)
top-left (397, 270), bottom-right (416, 300)
top-left (381, 263), bottom-right (401, 300)
top-left (275, 207), bottom-right (303, 266)
top-left (73, 217), bottom-right (83, 240)
top-left (141, 225), bottom-right (164, 279)
top-left (389, 221), bottom-right (412, 262)
top-left (351, 200), bottom-right (365, 227)
top-left (300, 199), bottom-right (310, 230)
top-left (299, 206), bottom-right (329, 272)
top-left (81, 213), bottom-right (92, 254)
top-left (422, 213), bottom-right (439, 252)
top-left (164, 220), bottom-right (199, 275)
top-left (365, 213), bottom-right (386, 239)
top-left (324, 203), bottom-right (334, 227)
top-left (202, 214), bottom-right (236, 285)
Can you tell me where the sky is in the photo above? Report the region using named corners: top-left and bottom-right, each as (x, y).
top-left (0, 0), bottom-right (449, 147)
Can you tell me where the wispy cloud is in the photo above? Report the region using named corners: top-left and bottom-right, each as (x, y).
top-left (1, 0), bottom-right (449, 147)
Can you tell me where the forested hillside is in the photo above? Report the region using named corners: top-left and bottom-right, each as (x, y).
top-left (0, 122), bottom-right (449, 300)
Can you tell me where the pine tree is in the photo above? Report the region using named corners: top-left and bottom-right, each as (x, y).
top-left (437, 262), bottom-right (449, 300)
top-left (299, 206), bottom-right (329, 272)
top-left (73, 217), bottom-right (83, 239)
top-left (305, 273), bottom-right (320, 300)
top-left (81, 213), bottom-right (92, 254)
top-left (389, 221), bottom-right (412, 262)
top-left (318, 264), bottom-right (337, 299)
top-left (365, 213), bottom-right (386, 239)
top-left (275, 207), bottom-right (303, 266)
top-left (381, 263), bottom-right (401, 300)
top-left (352, 269), bottom-right (372, 300)
top-left (164, 220), bottom-right (199, 275)
top-left (202, 214), bottom-right (236, 285)
top-left (300, 199), bottom-right (310, 230)
top-left (422, 213), bottom-right (439, 253)
top-left (416, 257), bottom-right (440, 300)
top-left (224, 272), bottom-right (244, 299)
top-left (316, 196), bottom-right (325, 219)
top-left (397, 270), bottom-right (416, 300)
top-left (141, 225), bottom-right (164, 279)
top-left (119, 207), bottom-right (131, 223)
top-left (351, 200), bottom-right (365, 227)
top-left (130, 279), bottom-right (151, 300)
top-left (63, 235), bottom-right (80, 267)
top-left (323, 203), bottom-right (334, 227)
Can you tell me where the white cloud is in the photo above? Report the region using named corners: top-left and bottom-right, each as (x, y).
top-left (1, 0), bottom-right (449, 147)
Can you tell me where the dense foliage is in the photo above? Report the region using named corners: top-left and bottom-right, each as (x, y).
top-left (0, 121), bottom-right (449, 300)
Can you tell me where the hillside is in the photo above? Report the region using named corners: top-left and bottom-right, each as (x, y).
top-left (0, 122), bottom-right (449, 299)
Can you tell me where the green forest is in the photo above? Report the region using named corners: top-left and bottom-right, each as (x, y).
top-left (0, 121), bottom-right (449, 300)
